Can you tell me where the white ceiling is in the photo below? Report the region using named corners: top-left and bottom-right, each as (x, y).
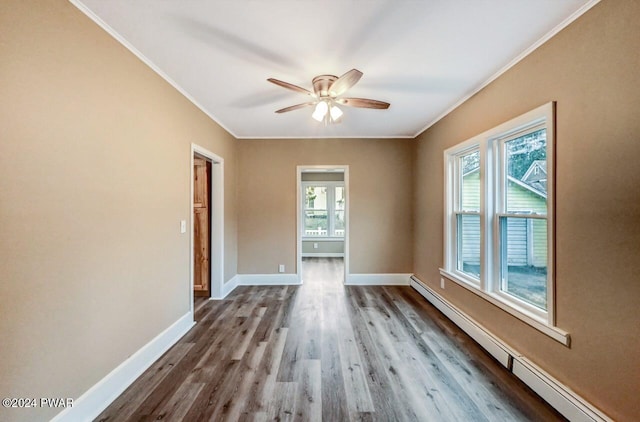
top-left (73, 0), bottom-right (596, 139)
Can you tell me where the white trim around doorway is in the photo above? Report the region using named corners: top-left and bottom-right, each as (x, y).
top-left (190, 144), bottom-right (225, 317)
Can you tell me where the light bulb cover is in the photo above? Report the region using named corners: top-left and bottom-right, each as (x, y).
top-left (311, 101), bottom-right (342, 122)
top-left (315, 101), bottom-right (329, 114)
top-left (311, 111), bottom-right (326, 122)
top-left (330, 105), bottom-right (343, 121)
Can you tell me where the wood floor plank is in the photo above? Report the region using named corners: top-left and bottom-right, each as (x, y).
top-left (96, 258), bottom-right (565, 422)
top-left (267, 382), bottom-right (297, 421)
top-left (153, 381), bottom-right (205, 421)
top-left (231, 316), bottom-right (263, 360)
top-left (219, 340), bottom-right (268, 421)
top-left (391, 286), bottom-right (558, 421)
top-left (294, 359), bottom-right (322, 422)
top-left (388, 286), bottom-right (523, 421)
top-left (373, 286), bottom-right (493, 421)
top-left (128, 313), bottom-right (251, 419)
top-left (94, 342), bottom-right (194, 422)
top-left (360, 307), bottom-right (440, 421)
top-left (345, 288), bottom-right (409, 422)
top-left (181, 300), bottom-right (230, 343)
top-left (336, 324), bottom-right (375, 415)
top-left (252, 327), bottom-right (289, 415)
top-left (253, 301), bottom-right (281, 343)
top-left (320, 290), bottom-right (349, 422)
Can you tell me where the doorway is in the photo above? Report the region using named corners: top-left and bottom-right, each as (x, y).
top-left (190, 144), bottom-right (224, 317)
top-left (296, 165), bottom-right (349, 284)
top-left (193, 154), bottom-right (211, 298)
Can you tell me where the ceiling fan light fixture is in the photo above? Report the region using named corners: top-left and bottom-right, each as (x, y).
top-left (330, 104), bottom-right (343, 121)
top-left (312, 101), bottom-right (329, 122)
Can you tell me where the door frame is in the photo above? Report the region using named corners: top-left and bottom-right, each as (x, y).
top-left (296, 165), bottom-right (349, 284)
top-left (190, 144), bottom-right (224, 318)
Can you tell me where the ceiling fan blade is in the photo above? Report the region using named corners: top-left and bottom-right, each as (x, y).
top-left (275, 102), bottom-right (316, 113)
top-left (337, 98), bottom-right (390, 109)
top-left (267, 78), bottom-right (314, 97)
top-left (329, 69), bottom-right (363, 97)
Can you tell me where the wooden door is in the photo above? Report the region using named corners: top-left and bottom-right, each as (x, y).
top-left (193, 157), bottom-right (210, 297)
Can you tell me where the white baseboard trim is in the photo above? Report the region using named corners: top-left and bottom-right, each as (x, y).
top-left (301, 253), bottom-right (344, 258)
top-left (238, 273), bottom-right (301, 286)
top-left (346, 273), bottom-right (412, 286)
top-left (51, 312), bottom-right (195, 422)
top-left (213, 275), bottom-right (239, 299)
top-left (410, 276), bottom-right (611, 422)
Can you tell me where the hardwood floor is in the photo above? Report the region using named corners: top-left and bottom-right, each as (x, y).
top-left (97, 258), bottom-right (565, 421)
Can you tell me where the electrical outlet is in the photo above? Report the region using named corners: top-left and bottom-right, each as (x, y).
top-left (279, 264), bottom-right (285, 273)
top-left (313, 243), bottom-right (318, 249)
top-left (440, 278), bottom-right (445, 289)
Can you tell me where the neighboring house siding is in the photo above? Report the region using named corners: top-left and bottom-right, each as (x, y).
top-left (507, 180), bottom-right (547, 267)
top-left (507, 180), bottom-right (547, 214)
top-left (460, 172), bottom-right (547, 268)
top-left (505, 218), bottom-right (528, 266)
top-left (461, 172), bottom-right (480, 265)
top-left (531, 219), bottom-right (547, 268)
top-left (461, 171), bottom-right (480, 210)
top-left (461, 214), bottom-right (481, 265)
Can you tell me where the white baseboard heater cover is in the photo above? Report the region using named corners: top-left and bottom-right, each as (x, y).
top-left (410, 276), bottom-right (611, 422)
top-left (511, 357), bottom-right (611, 422)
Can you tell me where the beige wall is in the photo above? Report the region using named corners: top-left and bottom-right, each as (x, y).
top-left (238, 139), bottom-right (413, 274)
top-left (0, 1), bottom-right (237, 421)
top-left (413, 0), bottom-right (640, 420)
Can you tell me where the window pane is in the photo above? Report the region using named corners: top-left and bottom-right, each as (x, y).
top-left (456, 214), bottom-right (480, 279)
top-left (460, 151), bottom-right (480, 212)
top-left (334, 210), bottom-right (345, 237)
top-left (304, 211), bottom-right (328, 236)
top-left (500, 217), bottom-right (547, 310)
top-left (505, 129), bottom-right (547, 214)
top-left (305, 186), bottom-right (327, 210)
top-left (335, 186), bottom-right (345, 210)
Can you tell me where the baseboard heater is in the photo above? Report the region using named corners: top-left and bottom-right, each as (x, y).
top-left (409, 276), bottom-right (611, 422)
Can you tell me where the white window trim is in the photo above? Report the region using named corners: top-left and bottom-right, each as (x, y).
top-left (301, 181), bottom-right (345, 240)
top-left (442, 102), bottom-right (569, 346)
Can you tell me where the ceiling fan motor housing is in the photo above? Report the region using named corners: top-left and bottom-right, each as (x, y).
top-left (312, 75), bottom-right (338, 97)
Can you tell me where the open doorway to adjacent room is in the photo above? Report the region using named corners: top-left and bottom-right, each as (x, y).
top-left (297, 165), bottom-right (349, 284)
top-left (191, 144), bottom-right (224, 316)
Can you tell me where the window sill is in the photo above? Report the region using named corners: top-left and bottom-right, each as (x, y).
top-left (302, 237), bottom-right (345, 241)
top-left (439, 268), bottom-right (570, 346)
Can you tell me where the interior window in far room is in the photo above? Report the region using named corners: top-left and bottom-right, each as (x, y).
top-left (302, 183), bottom-right (344, 238)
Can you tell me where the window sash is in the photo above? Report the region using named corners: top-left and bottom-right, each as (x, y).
top-left (493, 215), bottom-right (549, 318)
top-left (449, 146), bottom-right (481, 285)
top-left (494, 123), bottom-right (547, 216)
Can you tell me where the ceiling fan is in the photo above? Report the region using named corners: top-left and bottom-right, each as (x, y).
top-left (267, 69), bottom-right (390, 123)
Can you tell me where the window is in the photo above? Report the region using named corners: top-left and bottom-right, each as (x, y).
top-left (302, 182), bottom-right (345, 238)
top-left (442, 103), bottom-right (564, 343)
